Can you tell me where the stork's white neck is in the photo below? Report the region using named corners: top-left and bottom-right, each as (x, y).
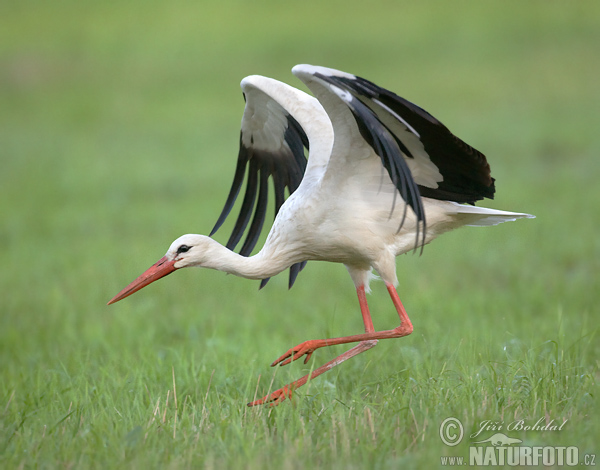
top-left (174, 235), bottom-right (294, 281)
top-left (204, 245), bottom-right (284, 280)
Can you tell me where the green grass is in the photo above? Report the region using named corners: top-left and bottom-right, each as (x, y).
top-left (1, 1), bottom-right (599, 468)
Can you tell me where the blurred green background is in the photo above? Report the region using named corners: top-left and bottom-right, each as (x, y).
top-left (1, 1), bottom-right (598, 468)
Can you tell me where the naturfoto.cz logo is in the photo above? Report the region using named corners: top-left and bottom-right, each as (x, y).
top-left (439, 417), bottom-right (596, 467)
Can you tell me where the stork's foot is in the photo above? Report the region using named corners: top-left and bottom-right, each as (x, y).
top-left (247, 384), bottom-right (293, 407)
top-left (271, 339), bottom-right (325, 367)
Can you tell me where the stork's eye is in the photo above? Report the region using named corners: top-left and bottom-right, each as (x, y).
top-left (176, 245), bottom-right (191, 254)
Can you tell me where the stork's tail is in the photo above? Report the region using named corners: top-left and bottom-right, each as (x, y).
top-left (449, 202), bottom-right (535, 226)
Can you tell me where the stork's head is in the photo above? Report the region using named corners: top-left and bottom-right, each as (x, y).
top-left (107, 234), bottom-right (210, 305)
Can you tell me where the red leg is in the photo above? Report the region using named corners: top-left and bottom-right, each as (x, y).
top-left (247, 340), bottom-right (378, 406)
top-left (271, 284), bottom-right (412, 367)
top-left (248, 283), bottom-right (413, 406)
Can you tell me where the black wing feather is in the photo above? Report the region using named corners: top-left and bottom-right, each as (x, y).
top-left (239, 162), bottom-right (270, 256)
top-left (225, 157), bottom-right (258, 250)
top-left (209, 133), bottom-right (248, 237)
top-left (288, 261), bottom-right (307, 289)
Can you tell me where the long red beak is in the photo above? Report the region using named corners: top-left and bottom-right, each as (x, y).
top-left (107, 256), bottom-right (177, 305)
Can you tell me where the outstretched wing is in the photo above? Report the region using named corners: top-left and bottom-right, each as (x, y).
top-left (210, 78), bottom-right (309, 288)
top-left (293, 64), bottom-right (496, 250)
top-left (297, 65), bottom-right (495, 203)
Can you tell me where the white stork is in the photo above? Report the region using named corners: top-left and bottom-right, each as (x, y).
top-left (108, 65), bottom-right (533, 406)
